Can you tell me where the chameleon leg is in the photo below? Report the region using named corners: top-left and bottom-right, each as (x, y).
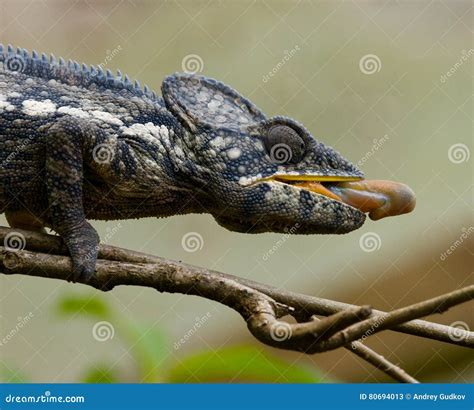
top-left (44, 117), bottom-right (99, 282)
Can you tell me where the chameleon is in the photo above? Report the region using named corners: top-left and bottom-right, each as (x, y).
top-left (0, 44), bottom-right (416, 282)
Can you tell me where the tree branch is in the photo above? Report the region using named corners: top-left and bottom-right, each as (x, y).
top-left (1, 226), bottom-right (472, 383)
top-left (2, 227), bottom-right (469, 347)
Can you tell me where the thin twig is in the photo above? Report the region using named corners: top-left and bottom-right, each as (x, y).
top-left (349, 341), bottom-right (419, 383)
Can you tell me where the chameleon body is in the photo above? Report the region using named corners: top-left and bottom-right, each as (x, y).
top-left (1, 44), bottom-right (407, 282)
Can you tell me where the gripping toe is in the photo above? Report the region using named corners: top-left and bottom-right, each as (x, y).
top-left (61, 221), bottom-right (100, 283)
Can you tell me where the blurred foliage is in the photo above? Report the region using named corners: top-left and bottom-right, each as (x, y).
top-left (167, 346), bottom-right (321, 383)
top-left (1, 293), bottom-right (322, 383)
top-left (0, 363), bottom-right (30, 383)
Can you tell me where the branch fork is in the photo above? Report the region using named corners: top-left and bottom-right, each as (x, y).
top-left (0, 226), bottom-right (472, 384)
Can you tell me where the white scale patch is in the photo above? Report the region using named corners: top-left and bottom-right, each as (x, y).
top-left (239, 173), bottom-right (262, 186)
top-left (226, 147), bottom-right (241, 160)
top-left (120, 122), bottom-right (171, 141)
top-left (264, 190), bottom-right (274, 201)
top-left (91, 110), bottom-right (124, 126)
top-left (22, 99), bottom-right (56, 116)
top-left (57, 106), bottom-right (90, 118)
top-left (239, 176), bottom-right (250, 185)
top-left (55, 105), bottom-right (125, 126)
top-left (210, 136), bottom-right (225, 149)
top-left (0, 93), bottom-right (15, 112)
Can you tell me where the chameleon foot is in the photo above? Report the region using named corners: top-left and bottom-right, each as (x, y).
top-left (61, 221), bottom-right (100, 283)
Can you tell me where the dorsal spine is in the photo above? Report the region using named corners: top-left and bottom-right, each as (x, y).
top-left (0, 44), bottom-right (158, 101)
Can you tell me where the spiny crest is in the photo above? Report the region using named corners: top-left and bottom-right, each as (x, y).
top-left (0, 44), bottom-right (157, 100)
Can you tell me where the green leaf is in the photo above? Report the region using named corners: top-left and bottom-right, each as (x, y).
top-left (120, 323), bottom-right (170, 382)
top-left (81, 364), bottom-right (119, 383)
top-left (166, 346), bottom-right (322, 383)
top-left (54, 294), bottom-right (110, 319)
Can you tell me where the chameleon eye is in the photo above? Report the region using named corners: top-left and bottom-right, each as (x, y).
top-left (264, 125), bottom-right (306, 164)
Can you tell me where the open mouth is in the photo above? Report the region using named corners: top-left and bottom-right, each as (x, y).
top-left (271, 175), bottom-right (416, 221)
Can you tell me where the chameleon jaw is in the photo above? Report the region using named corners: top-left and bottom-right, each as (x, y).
top-left (264, 175), bottom-right (416, 221)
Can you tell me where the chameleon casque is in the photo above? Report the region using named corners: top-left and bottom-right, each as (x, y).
top-left (0, 45), bottom-right (415, 282)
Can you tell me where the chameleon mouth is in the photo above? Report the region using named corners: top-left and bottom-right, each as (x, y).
top-left (270, 175), bottom-right (416, 221)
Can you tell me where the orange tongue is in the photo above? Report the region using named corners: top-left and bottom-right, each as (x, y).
top-left (328, 180), bottom-right (416, 220)
top-left (293, 181), bottom-right (342, 201)
top-left (295, 179), bottom-right (416, 220)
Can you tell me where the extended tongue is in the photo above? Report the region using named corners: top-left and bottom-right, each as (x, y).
top-left (326, 180), bottom-right (416, 220)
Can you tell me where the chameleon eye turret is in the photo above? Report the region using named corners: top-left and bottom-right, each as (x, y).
top-left (263, 125), bottom-right (306, 164)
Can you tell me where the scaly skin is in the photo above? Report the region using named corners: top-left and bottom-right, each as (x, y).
top-left (0, 44), bottom-right (365, 282)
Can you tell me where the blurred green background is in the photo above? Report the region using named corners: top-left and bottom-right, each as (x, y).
top-left (0, 0), bottom-right (472, 382)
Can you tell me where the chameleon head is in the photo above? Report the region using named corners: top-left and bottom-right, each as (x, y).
top-left (162, 73), bottom-right (415, 235)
